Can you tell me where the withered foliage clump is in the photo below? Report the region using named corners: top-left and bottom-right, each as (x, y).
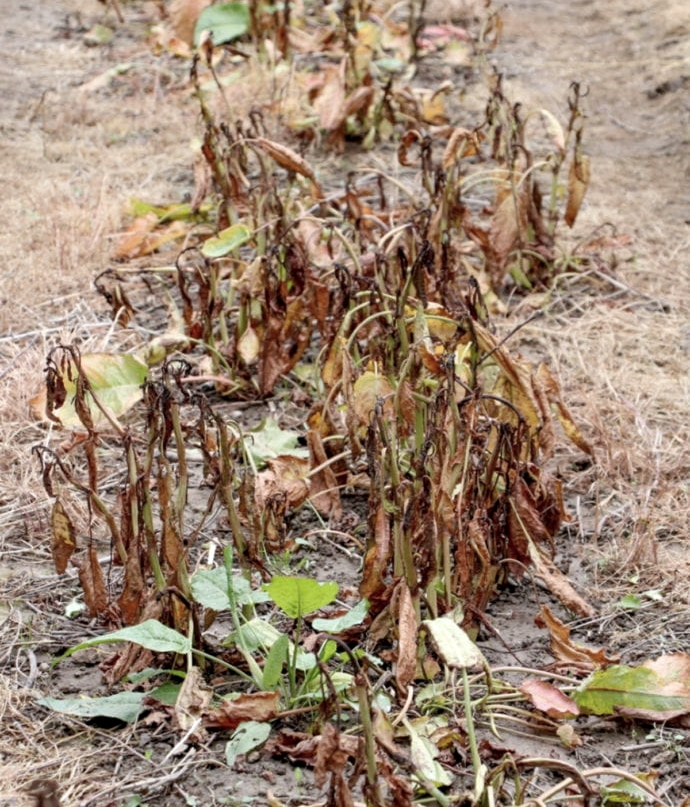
top-left (38, 1), bottom-right (593, 674)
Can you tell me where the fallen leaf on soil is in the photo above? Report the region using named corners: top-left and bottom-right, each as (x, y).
top-left (203, 691), bottom-right (280, 730)
top-left (536, 604), bottom-right (616, 669)
top-left (175, 665), bottom-right (212, 737)
top-left (520, 678), bottom-right (580, 718)
top-left (574, 654), bottom-right (690, 722)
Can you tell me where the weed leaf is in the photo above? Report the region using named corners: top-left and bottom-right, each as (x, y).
top-left (265, 576), bottom-right (338, 618)
top-left (194, 2), bottom-right (250, 46)
top-left (59, 619), bottom-right (191, 661)
top-left (225, 720), bottom-right (272, 767)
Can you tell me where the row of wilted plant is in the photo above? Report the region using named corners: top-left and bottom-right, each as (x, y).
top-left (32, 4), bottom-right (607, 804)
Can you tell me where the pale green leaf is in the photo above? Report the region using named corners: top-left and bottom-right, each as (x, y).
top-left (312, 599), bottom-right (369, 632)
top-left (52, 353), bottom-right (147, 429)
top-left (191, 567), bottom-right (269, 611)
top-left (225, 721), bottom-right (272, 767)
top-left (201, 223), bottom-right (252, 258)
top-left (246, 418), bottom-right (309, 467)
top-left (59, 619), bottom-right (191, 662)
top-left (194, 2), bottom-right (250, 46)
top-left (265, 576), bottom-right (338, 619)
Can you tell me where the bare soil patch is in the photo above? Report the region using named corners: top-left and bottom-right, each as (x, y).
top-left (1, 1), bottom-right (688, 805)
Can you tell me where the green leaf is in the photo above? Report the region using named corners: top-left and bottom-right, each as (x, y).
top-left (225, 720), bottom-right (272, 767)
top-left (191, 567), bottom-right (269, 611)
top-left (262, 634), bottom-right (289, 690)
top-left (37, 691), bottom-right (147, 723)
top-left (265, 577), bottom-right (338, 619)
top-left (58, 619), bottom-right (191, 662)
top-left (423, 616), bottom-right (486, 669)
top-left (194, 2), bottom-right (250, 46)
top-left (312, 599), bottom-right (369, 633)
top-left (201, 223), bottom-right (252, 258)
top-left (51, 353), bottom-right (147, 429)
top-left (246, 418), bottom-right (309, 467)
top-left (574, 663), bottom-right (690, 716)
top-left (615, 594), bottom-right (642, 610)
top-left (37, 681), bottom-right (178, 723)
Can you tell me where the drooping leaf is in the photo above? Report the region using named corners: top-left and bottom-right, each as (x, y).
top-left (58, 619), bottom-right (191, 662)
top-left (225, 720), bottom-right (272, 767)
top-left (565, 151), bottom-right (590, 227)
top-left (50, 498), bottom-right (76, 574)
top-left (193, 2), bottom-right (250, 46)
top-left (535, 604), bottom-right (617, 669)
top-left (262, 634), bottom-right (289, 690)
top-left (47, 353), bottom-right (147, 430)
top-left (265, 576), bottom-right (338, 619)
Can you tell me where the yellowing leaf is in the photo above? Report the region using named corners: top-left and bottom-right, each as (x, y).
top-left (48, 353), bottom-right (148, 430)
top-left (352, 371), bottom-right (395, 427)
top-left (51, 498), bottom-right (77, 574)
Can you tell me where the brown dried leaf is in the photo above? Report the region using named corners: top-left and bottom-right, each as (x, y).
top-left (536, 604), bottom-right (617, 668)
top-left (203, 690), bottom-right (280, 730)
top-left (393, 580), bottom-right (418, 693)
top-left (529, 546), bottom-right (595, 618)
top-left (565, 152), bottom-right (590, 227)
top-left (307, 428), bottom-right (343, 518)
top-left (360, 505), bottom-right (391, 603)
top-left (252, 137), bottom-right (323, 199)
top-left (51, 498), bottom-right (77, 574)
top-left (535, 363), bottom-right (594, 455)
top-left (119, 546), bottom-right (146, 625)
top-left (520, 678), bottom-right (580, 718)
top-left (259, 298), bottom-right (312, 395)
top-left (352, 371), bottom-right (395, 428)
top-left (313, 61), bottom-right (346, 132)
top-left (175, 665), bottom-right (212, 736)
top-left (114, 213), bottom-right (188, 260)
top-left (78, 545), bottom-right (108, 618)
top-left (254, 456), bottom-right (311, 513)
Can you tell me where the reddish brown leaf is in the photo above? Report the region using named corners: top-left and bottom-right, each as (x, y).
top-left (520, 678), bottom-right (580, 718)
top-left (78, 545), bottom-right (108, 618)
top-left (565, 151), bottom-right (590, 227)
top-left (51, 498), bottom-right (77, 575)
top-left (259, 298), bottom-right (312, 395)
top-left (119, 545), bottom-right (146, 625)
top-left (360, 505), bottom-right (391, 604)
top-left (252, 137), bottom-right (323, 199)
top-left (393, 580), bottom-right (418, 694)
top-left (203, 691), bottom-right (280, 730)
top-left (536, 604), bottom-right (617, 669)
top-left (306, 428), bottom-right (343, 519)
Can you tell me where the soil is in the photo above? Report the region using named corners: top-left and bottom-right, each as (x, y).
top-left (1, 1), bottom-right (688, 806)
